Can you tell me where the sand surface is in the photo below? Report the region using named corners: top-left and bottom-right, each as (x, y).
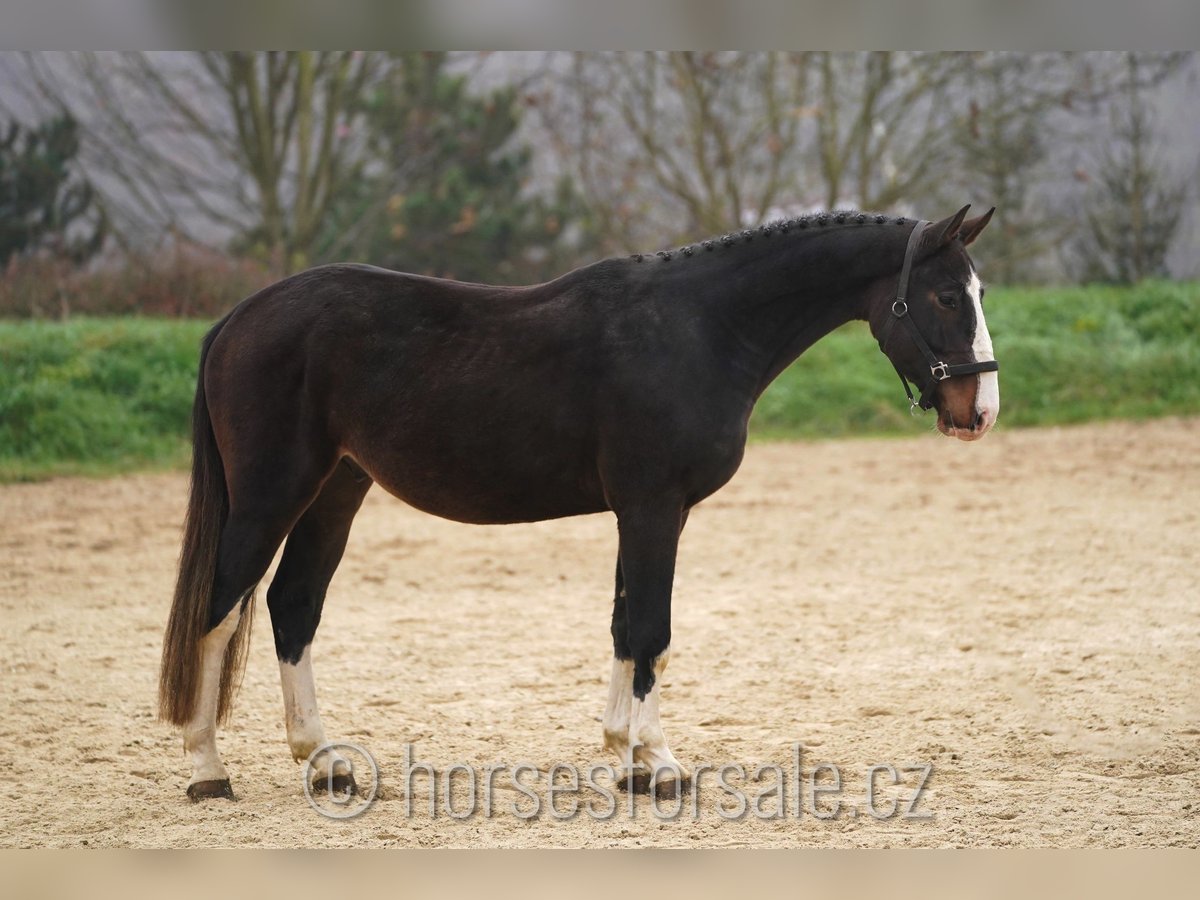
top-left (1, 418), bottom-right (1197, 847)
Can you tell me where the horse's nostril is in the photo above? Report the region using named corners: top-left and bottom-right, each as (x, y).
top-left (972, 411), bottom-right (987, 432)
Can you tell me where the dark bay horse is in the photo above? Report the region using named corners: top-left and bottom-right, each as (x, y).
top-left (160, 205), bottom-right (998, 801)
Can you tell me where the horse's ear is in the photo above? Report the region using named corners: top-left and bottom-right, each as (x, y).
top-left (925, 205), bottom-right (972, 249)
top-left (959, 207), bottom-right (995, 246)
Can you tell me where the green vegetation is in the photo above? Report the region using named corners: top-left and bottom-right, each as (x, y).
top-left (1, 282), bottom-right (1197, 481)
top-left (318, 52), bottom-right (595, 284)
top-left (1, 114), bottom-right (106, 268)
top-left (0, 318), bottom-right (210, 480)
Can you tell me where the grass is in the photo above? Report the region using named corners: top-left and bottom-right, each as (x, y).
top-left (0, 318), bottom-right (211, 481)
top-left (1, 281), bottom-right (1197, 481)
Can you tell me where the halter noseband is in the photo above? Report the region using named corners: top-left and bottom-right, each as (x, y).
top-left (878, 220), bottom-right (1000, 414)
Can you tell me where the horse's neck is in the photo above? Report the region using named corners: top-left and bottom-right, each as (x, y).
top-left (690, 226), bottom-right (904, 396)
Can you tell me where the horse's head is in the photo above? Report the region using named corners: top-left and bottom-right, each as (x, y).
top-left (871, 205), bottom-right (999, 441)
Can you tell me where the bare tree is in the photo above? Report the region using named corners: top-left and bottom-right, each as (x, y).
top-left (2, 52), bottom-right (233, 253)
top-left (5, 51), bottom-right (377, 273)
top-left (4, 51), bottom-right (1192, 281)
top-left (532, 51), bottom-right (1194, 278)
top-left (201, 52), bottom-right (375, 271)
top-left (810, 52), bottom-right (968, 211)
top-left (532, 52), bottom-right (816, 252)
top-left (534, 52), bottom-right (976, 252)
top-left (942, 51), bottom-right (1190, 283)
top-left (1070, 53), bottom-right (1190, 283)
top-left (946, 53), bottom-right (1078, 283)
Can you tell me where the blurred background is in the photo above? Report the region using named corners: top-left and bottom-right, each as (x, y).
top-left (1, 51), bottom-right (1197, 478)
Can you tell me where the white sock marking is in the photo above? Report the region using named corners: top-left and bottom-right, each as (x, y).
top-left (280, 645), bottom-right (328, 763)
top-left (622, 647), bottom-right (688, 783)
top-left (279, 644), bottom-right (348, 783)
top-left (602, 657), bottom-right (636, 761)
top-left (182, 604), bottom-right (240, 785)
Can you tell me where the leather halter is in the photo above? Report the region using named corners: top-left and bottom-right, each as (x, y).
top-left (878, 220), bottom-right (1000, 413)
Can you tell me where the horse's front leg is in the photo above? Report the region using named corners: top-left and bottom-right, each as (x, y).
top-left (602, 558), bottom-right (645, 785)
top-left (604, 504), bottom-right (690, 799)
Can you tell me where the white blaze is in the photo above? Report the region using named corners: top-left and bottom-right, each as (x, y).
top-left (967, 270), bottom-right (999, 431)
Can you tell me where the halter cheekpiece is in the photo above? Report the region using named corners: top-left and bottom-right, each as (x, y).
top-left (878, 220), bottom-right (1000, 414)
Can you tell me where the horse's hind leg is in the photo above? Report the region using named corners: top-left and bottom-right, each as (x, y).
top-left (266, 459), bottom-right (372, 794)
top-left (183, 454), bottom-right (337, 800)
top-left (183, 599), bottom-right (247, 800)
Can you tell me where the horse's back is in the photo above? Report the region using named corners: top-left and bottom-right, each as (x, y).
top-left (204, 261), bottom-right (637, 523)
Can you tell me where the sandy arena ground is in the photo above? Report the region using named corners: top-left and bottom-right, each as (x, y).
top-left (1, 418), bottom-right (1197, 848)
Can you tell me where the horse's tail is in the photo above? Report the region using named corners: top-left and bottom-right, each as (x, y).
top-left (158, 313), bottom-right (253, 726)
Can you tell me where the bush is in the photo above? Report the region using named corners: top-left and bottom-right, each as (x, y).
top-left (0, 248), bottom-right (275, 319)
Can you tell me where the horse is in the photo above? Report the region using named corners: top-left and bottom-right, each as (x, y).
top-left (159, 204), bottom-right (999, 802)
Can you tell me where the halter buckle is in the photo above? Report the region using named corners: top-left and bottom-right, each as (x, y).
top-left (891, 300), bottom-right (908, 317)
top-left (930, 361), bottom-right (950, 381)
top-left (909, 397), bottom-right (921, 416)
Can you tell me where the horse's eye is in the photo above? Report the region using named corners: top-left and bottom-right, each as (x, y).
top-left (937, 294), bottom-right (958, 309)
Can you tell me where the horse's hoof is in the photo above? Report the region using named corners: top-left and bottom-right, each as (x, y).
top-left (616, 772), bottom-right (653, 795)
top-left (187, 779), bottom-right (235, 802)
top-left (311, 772), bottom-right (357, 796)
top-left (653, 777), bottom-right (691, 802)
